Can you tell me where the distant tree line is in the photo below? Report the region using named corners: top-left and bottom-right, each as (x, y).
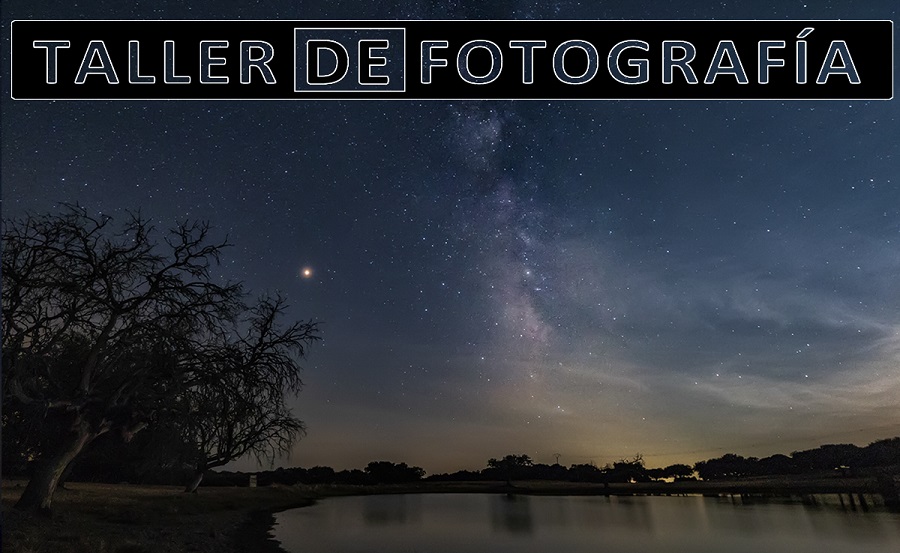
top-left (694, 438), bottom-right (900, 480)
top-left (215, 438), bottom-right (900, 487)
top-left (428, 454), bottom-right (693, 485)
top-left (8, 436), bottom-right (897, 490)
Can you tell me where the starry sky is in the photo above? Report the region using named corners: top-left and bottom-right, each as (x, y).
top-left (2, 2), bottom-right (899, 473)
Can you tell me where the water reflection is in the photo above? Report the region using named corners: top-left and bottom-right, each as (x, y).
top-left (273, 493), bottom-right (900, 553)
top-left (361, 494), bottom-right (422, 526)
top-left (490, 494), bottom-right (534, 534)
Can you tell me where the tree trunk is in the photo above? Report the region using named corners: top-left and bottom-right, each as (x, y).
top-left (15, 421), bottom-right (94, 513)
top-left (184, 467), bottom-right (205, 493)
top-left (57, 458), bottom-right (77, 490)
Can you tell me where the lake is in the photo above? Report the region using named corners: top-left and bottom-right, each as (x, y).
top-left (272, 493), bottom-right (900, 553)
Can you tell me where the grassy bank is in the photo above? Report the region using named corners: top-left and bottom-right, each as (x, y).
top-left (2, 481), bottom-right (314, 553)
top-left (2, 476), bottom-right (895, 552)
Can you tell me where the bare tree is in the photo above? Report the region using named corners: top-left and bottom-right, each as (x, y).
top-left (2, 206), bottom-right (243, 512)
top-left (178, 295), bottom-right (318, 492)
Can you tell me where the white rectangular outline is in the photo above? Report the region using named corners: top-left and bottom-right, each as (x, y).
top-left (9, 19), bottom-right (895, 101)
top-left (292, 27), bottom-right (407, 93)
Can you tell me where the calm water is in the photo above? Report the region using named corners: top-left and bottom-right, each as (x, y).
top-left (273, 493), bottom-right (900, 553)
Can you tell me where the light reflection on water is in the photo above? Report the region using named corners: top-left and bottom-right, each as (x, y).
top-left (273, 493), bottom-right (900, 553)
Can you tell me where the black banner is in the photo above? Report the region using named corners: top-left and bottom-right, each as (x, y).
top-left (10, 20), bottom-right (894, 100)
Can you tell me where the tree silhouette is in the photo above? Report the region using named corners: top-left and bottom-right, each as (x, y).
top-left (487, 454), bottom-right (533, 485)
top-left (364, 461), bottom-right (426, 484)
top-left (177, 295), bottom-right (318, 492)
top-left (609, 453), bottom-right (649, 483)
top-left (694, 453), bottom-right (757, 480)
top-left (1, 207), bottom-right (318, 511)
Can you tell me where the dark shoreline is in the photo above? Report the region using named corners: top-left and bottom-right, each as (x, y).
top-left (235, 501), bottom-right (315, 553)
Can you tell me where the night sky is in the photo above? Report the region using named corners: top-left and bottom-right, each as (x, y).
top-left (2, 2), bottom-right (898, 473)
